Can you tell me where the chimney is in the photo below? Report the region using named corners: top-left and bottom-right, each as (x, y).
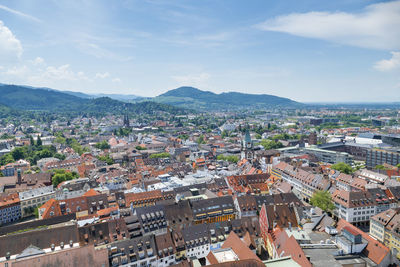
top-left (17, 169), bottom-right (22, 185)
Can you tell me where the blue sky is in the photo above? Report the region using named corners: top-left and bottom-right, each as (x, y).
top-left (0, 0), bottom-right (399, 102)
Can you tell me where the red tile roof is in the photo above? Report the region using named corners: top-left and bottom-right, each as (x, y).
top-left (273, 229), bottom-right (312, 267)
top-left (39, 198), bottom-right (62, 219)
top-left (221, 231), bottom-right (261, 262)
top-left (83, 189), bottom-right (99, 197)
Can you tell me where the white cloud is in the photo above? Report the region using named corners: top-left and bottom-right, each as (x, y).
top-left (172, 72), bottom-right (210, 87)
top-left (374, 51), bottom-right (400, 71)
top-left (95, 72), bottom-right (110, 79)
top-left (1, 63), bottom-right (90, 85)
top-left (112, 78), bottom-right (121, 83)
top-left (4, 65), bottom-right (28, 76)
top-left (0, 20), bottom-right (23, 59)
top-left (30, 57), bottom-right (45, 66)
top-left (0, 4), bottom-right (41, 23)
top-left (34, 64), bottom-right (90, 82)
top-left (256, 0), bottom-right (400, 50)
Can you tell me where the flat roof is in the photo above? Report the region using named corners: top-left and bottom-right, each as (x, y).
top-left (213, 248), bottom-right (239, 263)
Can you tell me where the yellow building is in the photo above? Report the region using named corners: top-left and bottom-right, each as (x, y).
top-left (191, 196), bottom-right (237, 224)
top-left (370, 208), bottom-right (400, 258)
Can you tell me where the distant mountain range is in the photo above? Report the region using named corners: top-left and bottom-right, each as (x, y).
top-left (0, 83), bottom-right (301, 115)
top-left (62, 91), bottom-right (143, 101)
top-left (152, 86), bottom-right (301, 110)
top-left (0, 83), bottom-right (142, 101)
top-left (0, 84), bottom-right (185, 116)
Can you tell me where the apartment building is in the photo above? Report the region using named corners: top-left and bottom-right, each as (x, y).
top-left (370, 208), bottom-right (400, 259)
top-left (19, 185), bottom-right (56, 217)
top-left (366, 148), bottom-right (400, 169)
top-left (0, 193), bottom-right (21, 225)
top-left (272, 162), bottom-right (331, 202)
top-left (332, 188), bottom-right (397, 226)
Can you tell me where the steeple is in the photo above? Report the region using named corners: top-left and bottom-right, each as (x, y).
top-left (123, 113), bottom-right (130, 127)
top-left (241, 129), bottom-right (254, 160)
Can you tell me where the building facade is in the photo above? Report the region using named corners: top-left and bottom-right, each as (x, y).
top-left (19, 186), bottom-right (56, 217)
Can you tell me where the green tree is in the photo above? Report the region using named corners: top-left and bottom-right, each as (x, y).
top-left (66, 138), bottom-right (87, 155)
top-left (36, 136), bottom-right (42, 146)
top-left (196, 135), bottom-right (206, 144)
top-left (310, 190), bottom-right (335, 212)
top-left (135, 145), bottom-right (147, 151)
top-left (54, 153), bottom-right (66, 160)
top-left (0, 133), bottom-right (14, 140)
top-left (375, 165), bottom-right (388, 171)
top-left (11, 147), bottom-right (26, 161)
top-left (260, 140), bottom-right (283, 150)
top-left (94, 140), bottom-right (110, 150)
top-left (29, 135), bottom-right (35, 146)
top-left (0, 153), bottom-right (14, 165)
top-left (33, 207), bottom-right (39, 218)
top-left (97, 155), bottom-right (114, 165)
top-left (52, 169), bottom-right (79, 187)
top-left (54, 135), bottom-right (66, 144)
top-left (178, 134), bottom-right (189, 140)
top-left (331, 162), bottom-right (354, 174)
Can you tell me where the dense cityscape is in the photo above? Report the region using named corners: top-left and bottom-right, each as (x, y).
top-left (1, 0), bottom-right (400, 267)
top-left (1, 96), bottom-right (400, 266)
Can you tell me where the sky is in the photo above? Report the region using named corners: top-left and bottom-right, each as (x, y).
top-left (0, 0), bottom-right (399, 102)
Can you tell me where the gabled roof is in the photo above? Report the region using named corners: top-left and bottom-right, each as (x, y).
top-left (39, 198), bottom-right (62, 219)
top-left (273, 229), bottom-right (312, 267)
top-left (221, 231), bottom-right (261, 262)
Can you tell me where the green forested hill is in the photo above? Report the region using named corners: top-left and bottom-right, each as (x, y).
top-left (154, 86), bottom-right (301, 110)
top-left (0, 84), bottom-right (187, 116)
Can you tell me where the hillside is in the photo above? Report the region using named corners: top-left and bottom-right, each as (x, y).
top-left (62, 91), bottom-right (142, 101)
top-left (0, 84), bottom-right (87, 111)
top-left (154, 86), bottom-right (301, 110)
top-left (0, 84), bottom-right (186, 116)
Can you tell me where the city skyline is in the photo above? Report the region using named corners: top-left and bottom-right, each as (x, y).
top-left (0, 0), bottom-right (399, 102)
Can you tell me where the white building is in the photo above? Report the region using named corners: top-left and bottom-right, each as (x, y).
top-left (19, 185), bottom-right (56, 217)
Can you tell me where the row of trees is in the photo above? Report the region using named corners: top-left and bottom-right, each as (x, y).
top-left (259, 140), bottom-right (284, 150)
top-left (0, 142), bottom-right (65, 166)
